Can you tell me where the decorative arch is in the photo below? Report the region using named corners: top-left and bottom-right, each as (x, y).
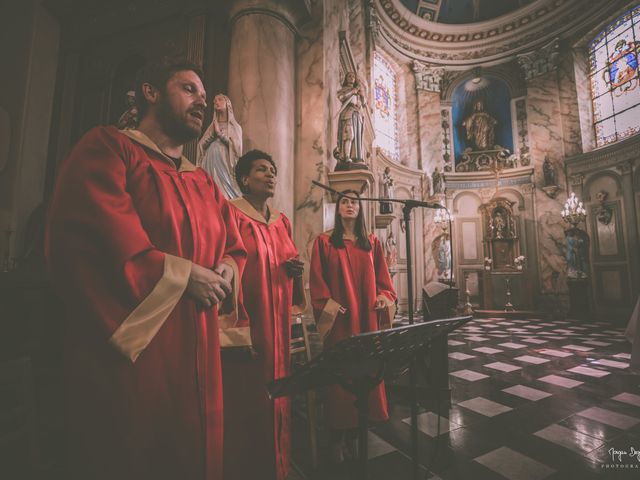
top-left (450, 73), bottom-right (514, 164)
top-left (441, 66), bottom-right (525, 103)
top-left (583, 170), bottom-right (623, 201)
top-left (452, 190), bottom-right (482, 215)
top-left (492, 188), bottom-right (526, 211)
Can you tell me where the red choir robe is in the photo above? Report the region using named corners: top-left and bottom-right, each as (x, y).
top-left (45, 126), bottom-right (246, 480)
top-left (310, 232), bottom-right (397, 429)
top-left (222, 198), bottom-right (306, 480)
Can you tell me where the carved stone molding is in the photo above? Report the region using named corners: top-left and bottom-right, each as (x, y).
top-left (374, 0), bottom-right (615, 66)
top-left (412, 61), bottom-right (444, 92)
top-left (367, 0), bottom-right (381, 43)
top-left (514, 98), bottom-right (530, 164)
top-left (440, 108), bottom-right (453, 171)
top-left (516, 38), bottom-right (561, 81)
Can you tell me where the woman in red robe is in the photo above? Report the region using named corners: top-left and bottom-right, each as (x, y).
top-left (222, 149), bottom-right (306, 480)
top-left (310, 190), bottom-right (397, 461)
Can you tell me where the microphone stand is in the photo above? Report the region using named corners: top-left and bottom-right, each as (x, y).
top-left (312, 180), bottom-right (452, 479)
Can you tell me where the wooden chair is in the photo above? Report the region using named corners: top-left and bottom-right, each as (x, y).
top-left (290, 316), bottom-right (319, 469)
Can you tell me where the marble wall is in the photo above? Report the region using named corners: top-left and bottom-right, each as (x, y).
top-left (398, 62), bottom-right (420, 169)
top-left (557, 50), bottom-right (583, 158)
top-left (526, 71), bottom-right (570, 297)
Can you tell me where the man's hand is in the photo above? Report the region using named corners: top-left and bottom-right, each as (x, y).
top-left (186, 263), bottom-right (232, 309)
top-left (213, 261), bottom-right (234, 284)
top-left (284, 257), bottom-right (304, 278)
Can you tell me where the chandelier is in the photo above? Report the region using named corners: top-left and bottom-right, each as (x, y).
top-left (561, 192), bottom-right (586, 228)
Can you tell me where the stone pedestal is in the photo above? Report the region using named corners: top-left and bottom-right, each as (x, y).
top-left (326, 169), bottom-right (375, 201)
top-left (567, 278), bottom-right (591, 320)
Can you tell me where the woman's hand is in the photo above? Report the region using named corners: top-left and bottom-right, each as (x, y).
top-left (374, 294), bottom-right (389, 310)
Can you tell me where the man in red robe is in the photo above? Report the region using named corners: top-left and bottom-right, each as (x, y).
top-left (45, 58), bottom-right (246, 480)
top-left (222, 150), bottom-right (306, 480)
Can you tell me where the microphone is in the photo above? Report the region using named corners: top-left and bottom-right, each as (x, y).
top-left (312, 180), bottom-right (448, 210)
top-left (311, 179), bottom-right (342, 196)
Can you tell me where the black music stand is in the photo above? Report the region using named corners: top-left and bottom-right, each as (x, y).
top-left (268, 315), bottom-right (472, 480)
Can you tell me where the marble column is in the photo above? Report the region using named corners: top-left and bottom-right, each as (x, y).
top-left (227, 1), bottom-right (297, 220)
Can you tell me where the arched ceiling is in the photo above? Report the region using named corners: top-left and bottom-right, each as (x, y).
top-left (375, 0), bottom-right (629, 66)
top-left (399, 0), bottom-right (535, 24)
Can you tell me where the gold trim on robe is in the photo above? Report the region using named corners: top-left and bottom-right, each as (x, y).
top-left (109, 254), bottom-right (192, 363)
top-left (229, 197), bottom-right (281, 226)
top-left (377, 293), bottom-right (397, 330)
top-left (218, 256), bottom-right (251, 347)
top-left (119, 129), bottom-right (197, 172)
top-left (317, 298), bottom-right (343, 341)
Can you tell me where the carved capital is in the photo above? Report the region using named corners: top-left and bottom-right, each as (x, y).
top-left (516, 38), bottom-right (561, 81)
top-left (479, 188), bottom-right (494, 201)
top-left (615, 161), bottom-right (633, 175)
top-left (522, 183), bottom-right (535, 195)
top-left (412, 60), bottom-right (445, 93)
top-left (569, 173), bottom-right (584, 186)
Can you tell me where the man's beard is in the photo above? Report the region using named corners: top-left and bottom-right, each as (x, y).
top-left (156, 98), bottom-right (202, 144)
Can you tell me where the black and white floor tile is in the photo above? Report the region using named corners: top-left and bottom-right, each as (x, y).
top-left (291, 315), bottom-right (640, 479)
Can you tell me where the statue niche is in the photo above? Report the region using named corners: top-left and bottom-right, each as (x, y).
top-left (455, 98), bottom-right (516, 173)
top-left (480, 199), bottom-right (519, 271)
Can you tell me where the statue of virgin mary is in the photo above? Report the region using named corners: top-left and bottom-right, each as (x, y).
top-left (197, 94), bottom-right (243, 199)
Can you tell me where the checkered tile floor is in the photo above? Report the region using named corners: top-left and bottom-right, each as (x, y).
top-left (291, 315), bottom-right (640, 479)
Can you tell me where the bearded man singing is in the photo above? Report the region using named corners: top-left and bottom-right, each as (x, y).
top-left (45, 58), bottom-right (247, 480)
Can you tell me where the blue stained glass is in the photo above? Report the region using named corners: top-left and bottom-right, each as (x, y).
top-left (589, 4), bottom-right (640, 147)
top-left (373, 51), bottom-right (399, 160)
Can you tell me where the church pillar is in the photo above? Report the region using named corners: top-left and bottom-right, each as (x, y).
top-left (227, 0), bottom-right (302, 220)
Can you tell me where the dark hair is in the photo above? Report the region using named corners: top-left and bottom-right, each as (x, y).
top-left (234, 149), bottom-right (277, 194)
top-left (330, 190), bottom-right (372, 251)
top-left (134, 57), bottom-right (204, 119)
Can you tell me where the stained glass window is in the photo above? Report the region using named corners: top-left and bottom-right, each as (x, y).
top-left (589, 4), bottom-right (640, 147)
top-left (373, 52), bottom-right (399, 160)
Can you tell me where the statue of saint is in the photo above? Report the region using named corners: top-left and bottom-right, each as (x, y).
top-left (436, 234), bottom-right (451, 278)
top-left (432, 167), bottom-right (444, 194)
top-left (197, 94), bottom-right (243, 199)
top-left (117, 90), bottom-right (138, 130)
top-left (462, 100), bottom-right (497, 151)
top-left (565, 228), bottom-right (589, 279)
top-left (380, 166), bottom-right (394, 214)
top-left (543, 155), bottom-right (556, 187)
top-left (334, 71), bottom-right (366, 165)
top-left (490, 211), bottom-right (507, 239)
top-left (385, 228), bottom-right (397, 269)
